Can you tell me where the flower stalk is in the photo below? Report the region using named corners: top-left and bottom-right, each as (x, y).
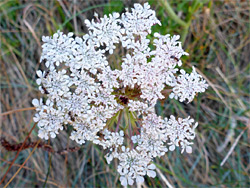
top-left (160, 0), bottom-right (202, 43)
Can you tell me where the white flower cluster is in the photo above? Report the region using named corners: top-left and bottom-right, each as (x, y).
top-left (33, 3), bottom-right (208, 186)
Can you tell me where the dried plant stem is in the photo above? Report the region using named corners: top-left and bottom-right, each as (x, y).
top-left (1, 138), bottom-right (80, 154)
top-left (0, 107), bottom-right (36, 116)
top-left (156, 167), bottom-right (174, 188)
top-left (0, 123), bottom-right (37, 185)
top-left (220, 128), bottom-right (247, 166)
top-left (4, 140), bottom-right (41, 188)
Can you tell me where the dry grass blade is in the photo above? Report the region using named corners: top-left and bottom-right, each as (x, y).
top-left (3, 139), bottom-right (41, 188)
top-left (194, 67), bottom-right (231, 111)
top-left (220, 127), bottom-right (247, 166)
top-left (156, 167), bottom-right (174, 188)
top-left (215, 67), bottom-right (250, 117)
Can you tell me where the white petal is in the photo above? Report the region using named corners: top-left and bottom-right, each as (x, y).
top-left (36, 79), bottom-right (41, 85)
top-left (147, 170), bottom-right (156, 178)
top-left (121, 146), bottom-right (125, 152)
top-left (68, 32), bottom-right (73, 37)
top-left (33, 116), bottom-right (39, 122)
top-left (32, 99), bottom-right (39, 107)
top-left (169, 93), bottom-right (175, 99)
top-left (128, 177), bottom-right (134, 185)
top-left (136, 176), bottom-right (144, 184)
top-left (169, 145), bottom-right (175, 151)
top-left (94, 12), bottom-right (98, 17)
top-left (186, 146), bottom-right (192, 153)
top-left (50, 132), bottom-right (56, 138)
top-left (42, 36), bottom-right (47, 42)
top-left (120, 177), bottom-right (127, 187)
top-left (148, 164), bottom-right (156, 170)
top-left (36, 70), bottom-right (42, 77)
top-left (119, 130), bottom-right (124, 136)
top-left (53, 33), bottom-right (59, 38)
top-left (45, 61), bottom-right (50, 68)
top-left (84, 19), bottom-right (91, 26)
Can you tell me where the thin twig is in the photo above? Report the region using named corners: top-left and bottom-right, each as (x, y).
top-left (0, 107), bottom-right (36, 116)
top-left (1, 138), bottom-right (80, 154)
top-left (0, 123), bottom-right (37, 185)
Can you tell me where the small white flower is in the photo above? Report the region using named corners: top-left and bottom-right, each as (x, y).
top-left (165, 115), bottom-right (198, 153)
top-left (117, 149), bottom-right (154, 186)
top-left (40, 31), bottom-right (75, 70)
top-left (36, 70), bottom-right (46, 85)
top-left (121, 2), bottom-right (161, 47)
top-left (85, 12), bottom-right (123, 54)
top-left (97, 129), bottom-right (124, 150)
top-left (169, 67), bottom-right (208, 103)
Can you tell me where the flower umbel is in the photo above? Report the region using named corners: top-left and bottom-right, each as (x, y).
top-left (33, 2), bottom-right (208, 186)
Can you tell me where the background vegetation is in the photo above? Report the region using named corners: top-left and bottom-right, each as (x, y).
top-left (0, 0), bottom-right (249, 187)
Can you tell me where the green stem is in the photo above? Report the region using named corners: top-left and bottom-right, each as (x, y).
top-left (160, 0), bottom-right (203, 43)
top-left (126, 108), bottom-right (134, 148)
top-left (115, 110), bottom-right (123, 132)
top-left (159, 0), bottom-right (188, 28)
top-left (181, 24), bottom-right (190, 44)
